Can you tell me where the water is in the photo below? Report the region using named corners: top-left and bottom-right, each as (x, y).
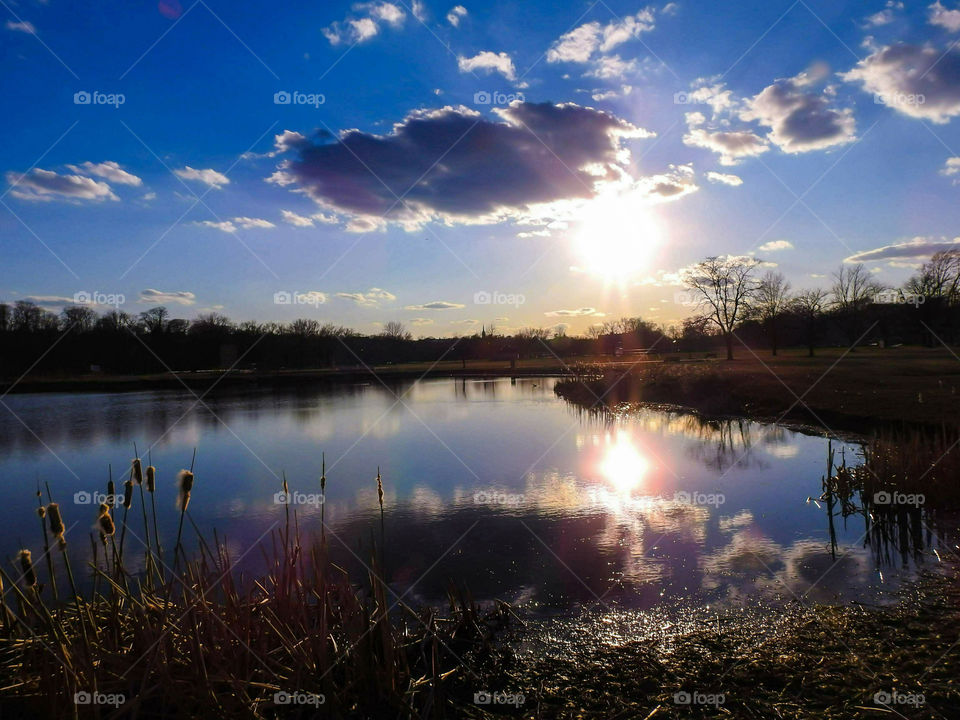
top-left (0, 377), bottom-right (941, 613)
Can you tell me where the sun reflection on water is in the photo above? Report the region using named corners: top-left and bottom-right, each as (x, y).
top-left (599, 432), bottom-right (649, 493)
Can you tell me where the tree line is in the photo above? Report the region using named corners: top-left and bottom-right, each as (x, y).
top-left (0, 250), bottom-right (957, 377)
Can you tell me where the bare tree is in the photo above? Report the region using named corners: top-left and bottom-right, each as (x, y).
top-left (380, 321), bottom-right (412, 341)
top-left (62, 304), bottom-right (97, 332)
top-left (682, 255), bottom-right (760, 360)
top-left (139, 306), bottom-right (169, 335)
top-left (830, 264), bottom-right (884, 348)
top-left (792, 288), bottom-right (829, 357)
top-left (750, 271), bottom-right (792, 356)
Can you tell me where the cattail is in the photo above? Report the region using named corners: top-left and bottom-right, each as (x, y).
top-left (47, 503), bottom-right (65, 541)
top-left (36, 506), bottom-right (46, 520)
top-left (123, 479), bottom-right (134, 509)
top-left (98, 505), bottom-right (115, 537)
top-left (19, 550), bottom-right (37, 587)
top-left (320, 453), bottom-right (326, 495)
top-left (132, 458), bottom-right (143, 485)
top-left (177, 470), bottom-right (194, 511)
top-left (146, 466), bottom-right (156, 493)
top-left (107, 479), bottom-right (115, 506)
top-left (376, 467), bottom-right (383, 509)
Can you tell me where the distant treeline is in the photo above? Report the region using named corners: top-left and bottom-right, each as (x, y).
top-left (1, 252), bottom-right (958, 377)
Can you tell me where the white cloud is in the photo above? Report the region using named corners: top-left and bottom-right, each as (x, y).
top-left (591, 85), bottom-right (633, 101)
top-left (5, 168), bottom-right (118, 202)
top-left (586, 55), bottom-right (638, 80)
top-left (233, 216), bottom-right (275, 229)
top-left (336, 288), bottom-right (396, 306)
top-left (174, 166), bottom-right (229, 188)
top-left (683, 126), bottom-right (769, 166)
top-left (636, 163), bottom-right (699, 202)
top-left (757, 239), bottom-right (793, 251)
top-left (323, 2), bottom-right (406, 44)
top-left (844, 236), bottom-right (960, 262)
top-left (447, 5), bottom-right (467, 26)
top-left (66, 161), bottom-right (142, 186)
top-left (281, 209), bottom-right (315, 227)
top-left (457, 51), bottom-right (517, 81)
top-left (941, 156), bottom-right (960, 177)
top-left (139, 289), bottom-right (196, 305)
top-left (545, 307), bottom-right (605, 317)
top-left (705, 171), bottom-right (743, 186)
top-left (141, 192), bottom-right (156, 201)
top-left (5, 20), bottom-right (35, 34)
top-left (843, 43), bottom-right (960, 123)
top-left (404, 301), bottom-right (465, 310)
top-left (864, 0), bottom-right (903, 27)
top-left (197, 220), bottom-right (236, 233)
top-left (547, 9), bottom-right (656, 64)
top-left (929, 1), bottom-right (960, 31)
top-left (412, 0), bottom-right (427, 21)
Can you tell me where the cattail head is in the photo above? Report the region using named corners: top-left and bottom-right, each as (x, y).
top-left (107, 479), bottom-right (115, 506)
top-left (320, 453), bottom-right (326, 494)
top-left (146, 466), bottom-right (156, 493)
top-left (36, 506), bottom-right (46, 520)
top-left (123, 479), bottom-right (134, 509)
top-left (376, 467), bottom-right (383, 509)
top-left (47, 503), bottom-right (65, 541)
top-left (18, 549), bottom-right (37, 587)
top-left (98, 506), bottom-right (115, 537)
top-left (132, 458), bottom-right (143, 485)
top-left (177, 470), bottom-right (194, 511)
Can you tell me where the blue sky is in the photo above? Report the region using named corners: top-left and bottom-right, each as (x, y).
top-left (3, 0), bottom-right (960, 335)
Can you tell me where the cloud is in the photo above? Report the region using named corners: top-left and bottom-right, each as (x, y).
top-left (23, 295), bottom-right (76, 306)
top-left (66, 161), bottom-right (142, 186)
top-left (457, 51), bottom-right (516, 81)
top-left (864, 0), bottom-right (903, 27)
top-left (546, 9), bottom-right (655, 64)
top-left (412, 0), bottom-right (427, 21)
top-left (233, 216), bottom-right (275, 229)
top-left (410, 317), bottom-right (434, 326)
top-left (586, 55), bottom-right (639, 80)
top-left (197, 220), bottom-right (237, 233)
top-left (941, 156), bottom-right (960, 177)
top-left (174, 166), bottom-right (229, 188)
top-left (591, 85), bottom-right (633, 101)
top-left (705, 171), bottom-right (743, 186)
top-left (844, 236), bottom-right (960, 262)
top-left (139, 289), bottom-right (196, 305)
top-left (323, 2), bottom-right (405, 44)
top-left (842, 44), bottom-right (960, 123)
top-left (5, 168), bottom-right (118, 202)
top-left (5, 20), bottom-right (36, 34)
top-left (682, 111), bottom-right (769, 165)
top-left (404, 301), bottom-right (465, 310)
top-left (757, 239), bottom-right (794, 251)
top-left (450, 318), bottom-right (479, 325)
top-left (636, 163), bottom-right (698, 202)
top-left (447, 5), bottom-right (467, 26)
top-left (268, 102), bottom-right (653, 229)
top-left (741, 74), bottom-right (856, 153)
top-left (929, 1), bottom-right (960, 31)
top-left (281, 209), bottom-right (315, 227)
top-left (336, 288), bottom-right (396, 306)
top-left (544, 307), bottom-right (605, 317)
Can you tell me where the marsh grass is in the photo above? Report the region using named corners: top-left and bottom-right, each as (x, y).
top-left (0, 459), bottom-right (511, 719)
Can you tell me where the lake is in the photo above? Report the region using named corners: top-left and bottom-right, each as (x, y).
top-left (0, 377), bottom-right (941, 614)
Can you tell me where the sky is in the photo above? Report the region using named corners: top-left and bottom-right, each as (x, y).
top-left (3, 0), bottom-right (960, 336)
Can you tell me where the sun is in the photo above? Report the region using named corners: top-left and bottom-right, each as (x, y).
top-left (574, 191), bottom-right (662, 282)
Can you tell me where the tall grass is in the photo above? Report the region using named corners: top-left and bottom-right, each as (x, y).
top-left (0, 456), bottom-right (508, 719)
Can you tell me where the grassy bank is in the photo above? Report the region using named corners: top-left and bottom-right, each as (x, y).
top-left (554, 346), bottom-right (960, 431)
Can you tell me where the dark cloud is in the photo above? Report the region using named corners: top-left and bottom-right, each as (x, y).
top-left (742, 78), bottom-right (855, 153)
top-left (844, 237), bottom-right (960, 262)
top-left (268, 103), bottom-right (652, 227)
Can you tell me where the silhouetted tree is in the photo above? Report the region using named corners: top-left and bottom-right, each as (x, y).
top-left (682, 255), bottom-right (759, 360)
